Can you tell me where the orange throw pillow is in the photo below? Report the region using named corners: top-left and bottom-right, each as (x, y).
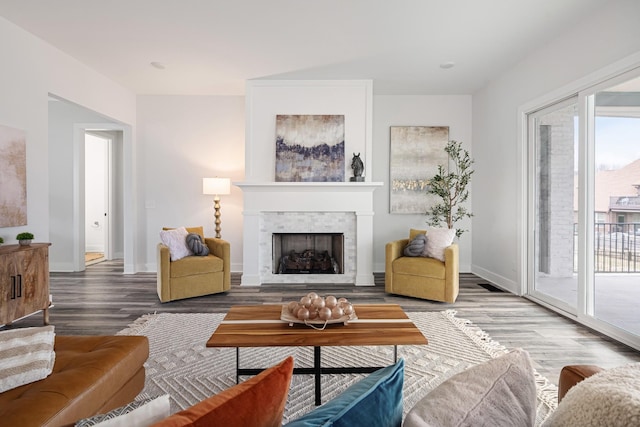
top-left (151, 356), bottom-right (294, 427)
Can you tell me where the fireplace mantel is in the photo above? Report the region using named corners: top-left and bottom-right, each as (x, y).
top-left (235, 182), bottom-right (383, 192)
top-left (236, 181), bottom-right (383, 286)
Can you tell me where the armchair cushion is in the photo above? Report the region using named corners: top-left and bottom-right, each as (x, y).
top-left (170, 255), bottom-right (224, 278)
top-left (393, 257), bottom-right (446, 279)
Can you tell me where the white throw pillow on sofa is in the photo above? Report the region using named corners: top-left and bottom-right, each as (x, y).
top-left (159, 226), bottom-right (192, 261)
top-left (404, 348), bottom-right (537, 427)
top-left (421, 228), bottom-right (455, 261)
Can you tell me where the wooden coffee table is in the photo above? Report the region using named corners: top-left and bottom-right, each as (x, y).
top-left (206, 303), bottom-right (427, 405)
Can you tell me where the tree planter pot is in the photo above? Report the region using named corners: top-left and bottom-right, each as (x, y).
top-left (19, 239), bottom-right (32, 246)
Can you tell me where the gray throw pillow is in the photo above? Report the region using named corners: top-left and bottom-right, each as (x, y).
top-left (186, 233), bottom-right (209, 256)
top-left (404, 349), bottom-right (537, 427)
top-left (404, 234), bottom-right (427, 257)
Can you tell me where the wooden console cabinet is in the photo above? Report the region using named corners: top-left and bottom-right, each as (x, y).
top-left (0, 243), bottom-right (51, 326)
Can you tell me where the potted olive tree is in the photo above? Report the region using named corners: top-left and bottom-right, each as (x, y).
top-left (16, 232), bottom-right (34, 246)
top-left (425, 140), bottom-right (474, 238)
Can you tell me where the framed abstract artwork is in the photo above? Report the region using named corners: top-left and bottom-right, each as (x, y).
top-left (389, 126), bottom-right (449, 214)
top-left (275, 115), bottom-right (345, 182)
top-left (0, 124), bottom-right (27, 227)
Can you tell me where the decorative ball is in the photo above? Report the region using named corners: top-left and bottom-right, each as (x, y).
top-left (296, 307), bottom-right (310, 320)
top-left (342, 303), bottom-right (354, 315)
top-left (318, 307), bottom-right (332, 321)
top-left (308, 309), bottom-right (318, 320)
top-left (300, 296), bottom-right (312, 308)
top-left (307, 292), bottom-right (319, 300)
top-left (312, 297), bottom-right (326, 310)
top-left (288, 301), bottom-right (299, 314)
top-left (325, 295), bottom-right (338, 308)
top-left (331, 306), bottom-right (344, 319)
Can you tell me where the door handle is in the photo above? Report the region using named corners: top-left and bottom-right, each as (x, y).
top-left (17, 274), bottom-right (22, 298)
top-left (11, 276), bottom-right (16, 299)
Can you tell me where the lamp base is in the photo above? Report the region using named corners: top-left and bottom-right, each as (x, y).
top-left (214, 197), bottom-right (222, 239)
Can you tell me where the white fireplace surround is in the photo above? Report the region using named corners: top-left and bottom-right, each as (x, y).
top-left (236, 182), bottom-right (382, 286)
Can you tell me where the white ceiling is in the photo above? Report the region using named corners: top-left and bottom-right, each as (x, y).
top-left (0, 0), bottom-right (608, 96)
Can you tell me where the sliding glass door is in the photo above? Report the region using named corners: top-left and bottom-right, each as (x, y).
top-left (592, 76), bottom-right (640, 336)
top-left (529, 97), bottom-right (579, 313)
top-left (527, 68), bottom-right (640, 348)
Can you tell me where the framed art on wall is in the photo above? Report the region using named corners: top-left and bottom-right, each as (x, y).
top-left (389, 126), bottom-right (449, 214)
top-left (275, 114), bottom-right (345, 182)
top-left (0, 124), bottom-right (27, 227)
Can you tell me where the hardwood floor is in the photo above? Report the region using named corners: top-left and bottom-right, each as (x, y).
top-left (6, 260), bottom-right (640, 385)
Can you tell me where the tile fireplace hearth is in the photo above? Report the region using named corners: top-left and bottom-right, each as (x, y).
top-left (235, 182), bottom-right (383, 286)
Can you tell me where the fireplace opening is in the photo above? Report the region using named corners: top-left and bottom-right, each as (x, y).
top-left (272, 233), bottom-right (344, 274)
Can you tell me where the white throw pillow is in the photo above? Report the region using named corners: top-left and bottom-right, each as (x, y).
top-left (159, 227), bottom-right (192, 261)
top-left (0, 325), bottom-right (56, 393)
top-left (422, 228), bottom-right (455, 261)
top-left (542, 363), bottom-right (640, 427)
top-left (75, 394), bottom-right (171, 427)
top-left (404, 349), bottom-right (537, 427)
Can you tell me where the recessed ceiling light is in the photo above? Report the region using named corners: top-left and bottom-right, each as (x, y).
top-left (150, 62), bottom-right (166, 70)
top-left (440, 62), bottom-right (455, 69)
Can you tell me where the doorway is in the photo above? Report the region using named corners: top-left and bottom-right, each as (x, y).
top-left (84, 132), bottom-right (111, 266)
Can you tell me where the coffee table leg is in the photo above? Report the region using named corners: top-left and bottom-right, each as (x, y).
top-left (236, 347), bottom-right (240, 384)
top-left (314, 346), bottom-right (321, 406)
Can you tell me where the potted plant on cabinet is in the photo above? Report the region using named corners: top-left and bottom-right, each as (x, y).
top-left (425, 140), bottom-right (474, 238)
top-left (16, 232), bottom-right (34, 246)
top-left (0, 237), bottom-right (4, 246)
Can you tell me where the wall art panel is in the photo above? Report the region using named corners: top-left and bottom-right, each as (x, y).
top-left (0, 124), bottom-right (27, 227)
top-left (390, 126), bottom-right (449, 214)
top-left (275, 115), bottom-right (345, 182)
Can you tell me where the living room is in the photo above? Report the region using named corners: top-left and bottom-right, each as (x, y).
top-left (1, 1), bottom-right (640, 425)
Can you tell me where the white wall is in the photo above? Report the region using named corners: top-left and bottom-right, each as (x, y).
top-left (135, 93), bottom-right (473, 275)
top-left (0, 17), bottom-right (135, 255)
top-left (245, 80), bottom-right (373, 182)
top-left (136, 95), bottom-right (245, 272)
top-left (48, 101), bottom-right (121, 270)
top-left (472, 0), bottom-right (640, 293)
top-left (372, 95), bottom-right (473, 272)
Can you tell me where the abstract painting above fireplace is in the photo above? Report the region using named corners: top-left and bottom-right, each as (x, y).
top-left (275, 115), bottom-right (345, 182)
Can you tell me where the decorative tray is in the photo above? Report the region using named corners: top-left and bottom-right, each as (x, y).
top-left (280, 305), bottom-right (357, 327)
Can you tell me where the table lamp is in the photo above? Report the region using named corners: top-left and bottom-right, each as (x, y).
top-left (202, 177), bottom-right (231, 238)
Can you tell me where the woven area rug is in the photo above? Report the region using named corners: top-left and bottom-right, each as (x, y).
top-left (118, 310), bottom-right (557, 425)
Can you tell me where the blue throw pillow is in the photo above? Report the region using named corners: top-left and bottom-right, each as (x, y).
top-left (285, 359), bottom-right (404, 427)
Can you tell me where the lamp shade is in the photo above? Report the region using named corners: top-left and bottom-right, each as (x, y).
top-left (203, 177), bottom-right (231, 195)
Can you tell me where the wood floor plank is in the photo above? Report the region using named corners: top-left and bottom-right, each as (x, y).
top-left (3, 260), bottom-right (639, 385)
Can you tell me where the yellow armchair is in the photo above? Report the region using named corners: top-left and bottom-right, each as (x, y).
top-left (385, 229), bottom-right (459, 303)
top-left (157, 226), bottom-right (230, 303)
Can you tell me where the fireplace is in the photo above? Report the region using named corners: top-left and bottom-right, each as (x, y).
top-left (235, 182), bottom-right (382, 286)
top-left (273, 233), bottom-right (344, 274)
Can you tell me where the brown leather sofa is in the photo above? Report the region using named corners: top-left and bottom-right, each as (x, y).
top-left (557, 364), bottom-right (603, 402)
top-left (0, 335), bottom-right (149, 427)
